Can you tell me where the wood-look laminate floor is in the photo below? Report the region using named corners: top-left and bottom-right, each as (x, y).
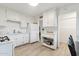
top-left (14, 42), bottom-right (70, 56)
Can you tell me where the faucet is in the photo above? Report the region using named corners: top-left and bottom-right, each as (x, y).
top-left (13, 29), bottom-right (15, 33)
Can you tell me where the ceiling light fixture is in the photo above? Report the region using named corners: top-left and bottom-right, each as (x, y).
top-left (28, 3), bottom-right (39, 6)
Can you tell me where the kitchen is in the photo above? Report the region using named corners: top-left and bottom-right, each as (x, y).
top-left (0, 3), bottom-right (78, 56)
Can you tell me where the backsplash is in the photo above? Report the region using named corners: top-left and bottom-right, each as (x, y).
top-left (42, 26), bottom-right (57, 33)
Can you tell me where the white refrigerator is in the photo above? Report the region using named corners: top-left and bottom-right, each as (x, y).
top-left (29, 23), bottom-right (39, 43)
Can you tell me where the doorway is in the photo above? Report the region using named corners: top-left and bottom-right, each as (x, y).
top-left (39, 19), bottom-right (43, 41)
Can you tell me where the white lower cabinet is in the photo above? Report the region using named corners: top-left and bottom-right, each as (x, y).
top-left (43, 9), bottom-right (57, 27)
top-left (14, 34), bottom-right (29, 47)
top-left (8, 33), bottom-right (29, 47)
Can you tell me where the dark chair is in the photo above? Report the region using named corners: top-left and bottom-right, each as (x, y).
top-left (68, 35), bottom-right (77, 56)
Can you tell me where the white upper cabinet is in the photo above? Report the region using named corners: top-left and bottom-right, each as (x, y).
top-left (6, 9), bottom-right (20, 21)
top-left (0, 7), bottom-right (6, 26)
top-left (0, 7), bottom-right (5, 19)
top-left (43, 9), bottom-right (57, 27)
top-left (6, 9), bottom-right (27, 27)
top-left (19, 14), bottom-right (27, 27)
top-left (43, 12), bottom-right (48, 27)
top-left (21, 20), bottom-right (27, 27)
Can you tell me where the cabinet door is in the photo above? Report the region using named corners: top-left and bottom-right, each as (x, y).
top-left (48, 12), bottom-right (54, 26)
top-left (21, 21), bottom-right (27, 27)
top-left (43, 13), bottom-right (48, 27)
top-left (0, 7), bottom-right (5, 19)
top-left (7, 9), bottom-right (20, 21)
top-left (43, 10), bottom-right (57, 27)
top-left (47, 10), bottom-right (57, 26)
top-left (23, 35), bottom-right (29, 43)
top-left (15, 38), bottom-right (23, 47)
top-left (0, 7), bottom-right (6, 25)
top-left (19, 15), bottom-right (27, 27)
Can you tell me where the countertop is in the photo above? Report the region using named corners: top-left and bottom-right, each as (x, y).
top-left (7, 32), bottom-right (29, 35)
top-left (42, 32), bottom-right (57, 38)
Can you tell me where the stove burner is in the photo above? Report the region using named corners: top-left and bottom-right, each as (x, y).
top-left (0, 36), bottom-right (10, 42)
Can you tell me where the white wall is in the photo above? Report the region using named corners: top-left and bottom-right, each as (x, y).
top-left (58, 4), bottom-right (79, 43)
top-left (58, 12), bottom-right (76, 43)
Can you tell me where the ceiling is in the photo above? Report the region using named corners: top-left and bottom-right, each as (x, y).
top-left (0, 3), bottom-right (75, 16)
